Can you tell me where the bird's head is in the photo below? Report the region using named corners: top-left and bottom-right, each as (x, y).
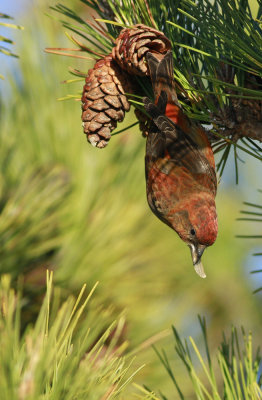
top-left (169, 193), bottom-right (218, 278)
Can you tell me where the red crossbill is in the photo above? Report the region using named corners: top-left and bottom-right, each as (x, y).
top-left (143, 51), bottom-right (218, 278)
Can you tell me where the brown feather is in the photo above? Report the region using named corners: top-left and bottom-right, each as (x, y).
top-left (143, 51), bottom-right (218, 257)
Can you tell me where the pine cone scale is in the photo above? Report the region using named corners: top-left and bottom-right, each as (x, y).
top-left (88, 134), bottom-right (100, 145)
top-left (151, 39), bottom-right (167, 51)
top-left (100, 82), bottom-right (120, 96)
top-left (135, 38), bottom-right (152, 48)
top-left (99, 127), bottom-right (111, 138)
top-left (128, 41), bottom-right (137, 60)
top-left (81, 55), bottom-right (132, 148)
top-left (119, 95), bottom-right (130, 111)
top-left (82, 109), bottom-right (97, 121)
top-left (112, 24), bottom-right (171, 75)
top-left (128, 28), bottom-right (145, 37)
top-left (91, 99), bottom-right (110, 111)
top-left (104, 95), bottom-right (121, 108)
top-left (105, 108), bottom-right (121, 120)
top-left (81, 99), bottom-right (93, 109)
top-left (94, 67), bottom-right (108, 77)
top-left (137, 32), bottom-right (158, 40)
top-left (89, 120), bottom-right (103, 132)
top-left (84, 80), bottom-right (100, 90)
top-left (98, 75), bottom-right (113, 84)
top-left (137, 46), bottom-right (148, 58)
top-left (85, 87), bottom-right (104, 100)
top-left (94, 112), bottom-right (111, 124)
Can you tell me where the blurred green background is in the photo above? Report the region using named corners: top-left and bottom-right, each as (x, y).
top-left (0, 0), bottom-right (261, 397)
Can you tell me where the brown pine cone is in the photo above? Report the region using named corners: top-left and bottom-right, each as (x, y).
top-left (81, 55), bottom-right (131, 148)
top-left (232, 73), bottom-right (262, 123)
top-left (112, 24), bottom-right (171, 76)
top-left (213, 64), bottom-right (262, 134)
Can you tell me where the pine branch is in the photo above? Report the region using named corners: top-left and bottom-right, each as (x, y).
top-left (47, 0), bottom-right (262, 172)
top-left (213, 122), bottom-right (262, 148)
top-left (141, 318), bottom-right (262, 399)
top-left (0, 273), bottom-right (145, 399)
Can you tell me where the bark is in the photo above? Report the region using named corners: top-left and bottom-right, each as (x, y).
top-left (207, 121), bottom-right (262, 144)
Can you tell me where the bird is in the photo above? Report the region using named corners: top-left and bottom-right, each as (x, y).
top-left (143, 50), bottom-right (218, 278)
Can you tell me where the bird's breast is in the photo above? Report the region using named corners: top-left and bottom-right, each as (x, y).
top-left (147, 162), bottom-right (196, 208)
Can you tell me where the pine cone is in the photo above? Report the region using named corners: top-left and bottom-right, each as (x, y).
top-left (232, 73), bottom-right (262, 123)
top-left (81, 55), bottom-right (131, 148)
top-left (213, 64), bottom-right (262, 132)
top-left (112, 24), bottom-right (171, 76)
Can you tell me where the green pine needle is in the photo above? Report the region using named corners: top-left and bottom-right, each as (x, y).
top-left (144, 318), bottom-right (262, 400)
top-left (0, 273), bottom-right (146, 399)
top-left (0, 12), bottom-right (22, 70)
top-left (47, 0), bottom-right (262, 174)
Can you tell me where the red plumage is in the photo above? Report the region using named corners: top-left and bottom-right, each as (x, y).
top-left (143, 51), bottom-right (218, 278)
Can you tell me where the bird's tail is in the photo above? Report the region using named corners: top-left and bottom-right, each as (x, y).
top-left (146, 51), bottom-right (178, 106)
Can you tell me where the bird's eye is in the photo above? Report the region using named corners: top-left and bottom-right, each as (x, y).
top-left (190, 228), bottom-right (196, 236)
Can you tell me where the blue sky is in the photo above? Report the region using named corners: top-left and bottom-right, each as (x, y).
top-left (1, 0), bottom-right (30, 17)
top-left (0, 0), bottom-right (30, 53)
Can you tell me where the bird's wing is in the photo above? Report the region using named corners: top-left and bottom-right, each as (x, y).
top-left (144, 95), bottom-right (217, 194)
top-left (146, 51), bottom-right (178, 105)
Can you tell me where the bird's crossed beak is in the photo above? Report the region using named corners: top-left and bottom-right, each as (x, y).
top-left (189, 243), bottom-right (207, 279)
